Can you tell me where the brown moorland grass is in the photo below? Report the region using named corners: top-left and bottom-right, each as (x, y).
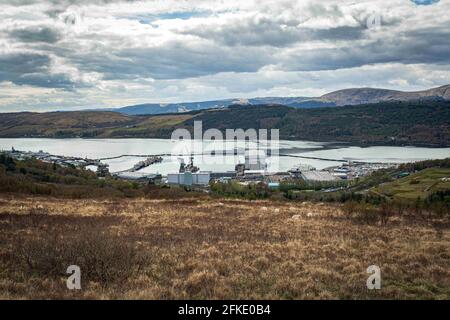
top-left (0, 195), bottom-right (448, 299)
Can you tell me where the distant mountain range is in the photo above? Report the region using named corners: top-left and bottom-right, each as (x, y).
top-left (111, 85), bottom-right (450, 115)
top-left (109, 97), bottom-right (322, 116)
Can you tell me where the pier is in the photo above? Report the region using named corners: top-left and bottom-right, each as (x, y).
top-left (97, 152), bottom-right (348, 164)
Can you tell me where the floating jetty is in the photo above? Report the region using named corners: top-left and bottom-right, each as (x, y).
top-left (131, 156), bottom-right (163, 172)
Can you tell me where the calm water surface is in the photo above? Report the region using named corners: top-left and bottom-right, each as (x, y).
top-left (1, 138), bottom-right (449, 174)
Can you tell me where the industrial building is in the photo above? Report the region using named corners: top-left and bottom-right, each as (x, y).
top-left (167, 171), bottom-right (211, 186)
top-left (210, 171), bottom-right (237, 180)
top-left (244, 150), bottom-right (267, 171)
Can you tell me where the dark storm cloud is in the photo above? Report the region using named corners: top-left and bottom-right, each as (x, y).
top-left (0, 53), bottom-right (50, 81)
top-left (280, 27), bottom-right (450, 71)
top-left (70, 43), bottom-right (271, 80)
top-left (9, 26), bottom-right (61, 43)
top-left (183, 23), bottom-right (365, 47)
top-left (0, 53), bottom-right (75, 88)
top-left (14, 73), bottom-right (75, 89)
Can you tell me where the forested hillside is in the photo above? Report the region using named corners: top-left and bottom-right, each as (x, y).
top-left (0, 100), bottom-right (448, 146)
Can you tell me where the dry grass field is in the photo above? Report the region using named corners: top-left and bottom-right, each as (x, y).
top-left (0, 195), bottom-right (448, 300)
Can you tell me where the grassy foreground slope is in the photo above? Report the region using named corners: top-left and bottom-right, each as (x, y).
top-left (0, 196), bottom-right (448, 299)
top-left (0, 156), bottom-right (448, 299)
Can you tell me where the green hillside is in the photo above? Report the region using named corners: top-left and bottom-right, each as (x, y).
top-left (0, 100), bottom-right (449, 146)
top-left (184, 101), bottom-right (450, 146)
top-left (372, 168), bottom-right (450, 200)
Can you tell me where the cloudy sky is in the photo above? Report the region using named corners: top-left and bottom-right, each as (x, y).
top-left (0, 0), bottom-right (449, 112)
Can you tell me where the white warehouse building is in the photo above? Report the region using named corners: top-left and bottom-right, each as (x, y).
top-left (167, 172), bottom-right (211, 186)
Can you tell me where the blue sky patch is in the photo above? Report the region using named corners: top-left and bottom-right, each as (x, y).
top-left (410, 0), bottom-right (440, 5)
top-left (130, 11), bottom-right (210, 25)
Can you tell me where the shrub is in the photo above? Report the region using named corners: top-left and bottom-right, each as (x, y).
top-left (354, 203), bottom-right (379, 224)
top-left (342, 201), bottom-right (358, 219)
top-left (379, 202), bottom-right (394, 225)
top-left (17, 228), bottom-right (148, 287)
